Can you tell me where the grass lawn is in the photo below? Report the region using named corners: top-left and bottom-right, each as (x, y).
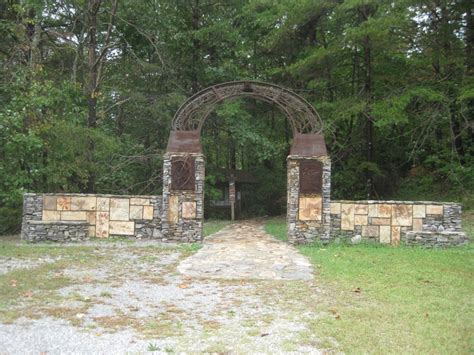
top-left (203, 219), bottom-right (230, 237)
top-left (265, 216), bottom-right (474, 354)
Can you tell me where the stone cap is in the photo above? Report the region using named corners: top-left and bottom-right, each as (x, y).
top-left (290, 133), bottom-right (327, 157)
top-left (332, 200), bottom-right (461, 206)
top-left (28, 220), bottom-right (89, 225)
top-left (24, 193), bottom-right (161, 199)
top-left (166, 130), bottom-right (202, 153)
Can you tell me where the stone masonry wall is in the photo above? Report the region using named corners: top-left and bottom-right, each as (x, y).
top-left (161, 153), bottom-right (204, 243)
top-left (287, 155), bottom-right (331, 244)
top-left (330, 200), bottom-right (465, 246)
top-left (22, 193), bottom-right (162, 242)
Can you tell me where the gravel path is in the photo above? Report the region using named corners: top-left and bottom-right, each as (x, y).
top-left (0, 221), bottom-right (323, 354)
top-left (178, 220), bottom-right (314, 280)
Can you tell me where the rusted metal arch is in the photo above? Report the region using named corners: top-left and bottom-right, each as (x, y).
top-left (171, 81), bottom-right (323, 135)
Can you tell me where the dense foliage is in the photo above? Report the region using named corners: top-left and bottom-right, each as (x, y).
top-left (1, 0), bottom-right (473, 232)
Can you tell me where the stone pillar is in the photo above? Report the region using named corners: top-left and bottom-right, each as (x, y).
top-left (287, 155), bottom-right (331, 244)
top-left (162, 153), bottom-right (205, 242)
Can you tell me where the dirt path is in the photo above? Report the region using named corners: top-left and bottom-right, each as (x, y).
top-left (179, 220), bottom-right (313, 280)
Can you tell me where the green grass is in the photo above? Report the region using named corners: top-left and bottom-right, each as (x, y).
top-left (203, 219), bottom-right (230, 237)
top-left (264, 216), bottom-right (287, 241)
top-left (265, 218), bottom-right (474, 354)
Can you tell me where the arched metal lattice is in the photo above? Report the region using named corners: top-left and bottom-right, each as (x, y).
top-left (171, 81), bottom-right (323, 135)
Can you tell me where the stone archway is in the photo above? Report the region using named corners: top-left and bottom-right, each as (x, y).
top-left (162, 81), bottom-right (331, 244)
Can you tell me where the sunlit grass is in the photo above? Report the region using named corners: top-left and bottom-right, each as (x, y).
top-left (265, 217), bottom-right (474, 353)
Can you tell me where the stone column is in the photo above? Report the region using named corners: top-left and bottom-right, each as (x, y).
top-left (287, 155), bottom-right (331, 244)
top-left (162, 153), bottom-right (205, 242)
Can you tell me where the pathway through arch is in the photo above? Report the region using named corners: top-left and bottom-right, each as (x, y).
top-left (178, 220), bottom-right (313, 280)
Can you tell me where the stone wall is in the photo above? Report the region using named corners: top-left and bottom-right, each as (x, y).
top-left (22, 193), bottom-right (162, 242)
top-left (161, 153), bottom-right (204, 243)
top-left (287, 155), bottom-right (331, 244)
top-left (330, 200), bottom-right (466, 246)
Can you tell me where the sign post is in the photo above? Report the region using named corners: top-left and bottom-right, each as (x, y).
top-left (229, 177), bottom-right (236, 221)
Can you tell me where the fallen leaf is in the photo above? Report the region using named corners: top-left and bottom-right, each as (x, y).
top-left (178, 284), bottom-right (189, 289)
top-left (84, 276), bottom-right (93, 283)
top-left (352, 287), bottom-right (362, 293)
top-left (329, 308), bottom-right (338, 315)
top-left (9, 279), bottom-right (17, 287)
top-left (335, 315), bottom-right (341, 320)
top-left (260, 333), bottom-right (270, 337)
top-left (76, 313), bottom-right (85, 319)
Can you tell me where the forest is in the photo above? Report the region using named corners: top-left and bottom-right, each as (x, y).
top-left (1, 0), bottom-right (473, 233)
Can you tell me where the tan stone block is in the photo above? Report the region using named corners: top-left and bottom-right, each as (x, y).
top-left (86, 211), bottom-right (96, 225)
top-left (109, 221), bottom-right (134, 235)
top-left (299, 196), bottom-right (322, 221)
top-left (413, 218), bottom-right (423, 232)
top-left (330, 202), bottom-right (341, 214)
top-left (168, 195), bottom-right (179, 224)
top-left (341, 203), bottom-right (354, 230)
top-left (182, 202), bottom-right (196, 219)
top-left (391, 226), bottom-right (401, 246)
top-left (426, 205), bottom-right (443, 215)
top-left (97, 197), bottom-right (110, 211)
top-left (110, 198), bottom-right (130, 221)
top-left (413, 205), bottom-right (426, 218)
top-left (42, 210), bottom-right (60, 221)
top-left (88, 226), bottom-right (96, 238)
top-left (60, 211), bottom-right (87, 221)
top-left (362, 225), bottom-right (379, 237)
top-left (354, 214), bottom-right (368, 226)
top-left (43, 196), bottom-right (57, 210)
top-left (71, 196), bottom-right (96, 211)
top-left (392, 204), bottom-right (413, 226)
top-left (57, 196), bottom-right (71, 211)
top-left (377, 204), bottom-right (392, 218)
top-left (130, 205), bottom-right (143, 219)
top-left (371, 217), bottom-right (391, 225)
top-left (96, 212), bottom-right (109, 238)
top-left (368, 204), bottom-right (377, 217)
top-left (379, 225), bottom-right (391, 244)
top-left (130, 198), bottom-right (151, 206)
top-left (143, 206), bottom-right (154, 220)
top-left (355, 204), bottom-right (368, 215)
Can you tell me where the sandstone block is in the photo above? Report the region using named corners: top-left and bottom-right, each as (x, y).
top-left (413, 218), bottom-right (423, 232)
top-left (362, 225), bottom-right (379, 237)
top-left (97, 197), bottom-right (110, 211)
top-left (57, 196), bottom-right (71, 211)
top-left (298, 196), bottom-right (322, 221)
top-left (71, 196), bottom-right (96, 211)
top-left (96, 211), bottom-right (109, 238)
top-left (43, 196), bottom-right (57, 210)
top-left (182, 202), bottom-right (196, 219)
top-left (110, 198), bottom-right (130, 221)
top-left (168, 195), bottom-right (179, 224)
top-left (391, 226), bottom-right (401, 245)
top-left (379, 225), bottom-right (391, 244)
top-left (43, 210), bottom-right (60, 221)
top-left (426, 205), bottom-right (443, 215)
top-left (354, 204), bottom-right (368, 215)
top-left (330, 202), bottom-right (341, 214)
top-left (143, 206), bottom-right (154, 220)
top-left (368, 204), bottom-right (377, 217)
top-left (413, 205), bottom-right (426, 218)
top-left (86, 211), bottom-right (96, 225)
top-left (377, 204), bottom-right (392, 218)
top-left (354, 214), bottom-right (368, 226)
top-left (371, 217), bottom-right (391, 225)
top-left (130, 205), bottom-right (143, 219)
top-left (60, 211), bottom-right (87, 221)
top-left (392, 204), bottom-right (413, 226)
top-left (109, 221), bottom-right (134, 235)
top-left (130, 198), bottom-right (151, 206)
top-left (341, 203), bottom-right (354, 230)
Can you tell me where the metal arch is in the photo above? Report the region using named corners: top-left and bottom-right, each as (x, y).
top-left (171, 81), bottom-right (323, 135)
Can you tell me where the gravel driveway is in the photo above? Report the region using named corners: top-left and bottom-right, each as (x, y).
top-left (0, 223), bottom-right (325, 354)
